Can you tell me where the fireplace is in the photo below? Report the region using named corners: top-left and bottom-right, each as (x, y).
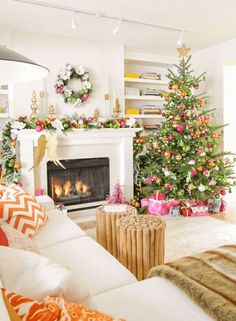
top-left (47, 157), bottom-right (110, 207)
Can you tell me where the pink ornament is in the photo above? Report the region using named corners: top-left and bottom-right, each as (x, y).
top-left (207, 143), bottom-right (212, 148)
top-left (179, 103), bottom-right (185, 110)
top-left (167, 134), bottom-right (173, 141)
top-left (17, 182), bottom-right (23, 187)
top-left (220, 190), bottom-right (226, 196)
top-left (145, 177), bottom-right (153, 184)
top-left (35, 125), bottom-right (43, 132)
top-left (202, 169), bottom-right (209, 176)
top-left (82, 93), bottom-right (89, 101)
top-left (168, 184), bottom-right (174, 191)
top-left (191, 169), bottom-right (198, 177)
top-left (176, 124), bottom-right (185, 133)
top-left (120, 120), bottom-right (126, 127)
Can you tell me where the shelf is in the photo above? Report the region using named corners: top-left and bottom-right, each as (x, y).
top-left (0, 113), bottom-right (9, 118)
top-left (125, 114), bottom-right (163, 119)
top-left (125, 95), bottom-right (164, 101)
top-left (0, 90), bottom-right (8, 95)
top-left (124, 77), bottom-right (168, 85)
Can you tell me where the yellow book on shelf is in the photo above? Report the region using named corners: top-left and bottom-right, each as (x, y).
top-left (124, 72), bottom-right (140, 79)
top-left (126, 109), bottom-right (140, 115)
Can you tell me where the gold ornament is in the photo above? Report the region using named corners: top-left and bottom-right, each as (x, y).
top-left (197, 166), bottom-right (203, 171)
top-left (177, 43), bottom-right (191, 58)
top-left (175, 154), bottom-right (182, 161)
top-left (174, 115), bottom-right (181, 121)
top-left (153, 141), bottom-right (159, 149)
top-left (48, 104), bottom-right (56, 119)
top-left (30, 90), bottom-right (39, 119)
top-left (181, 91), bottom-right (187, 97)
top-left (164, 151), bottom-right (171, 159)
top-left (14, 161), bottom-right (21, 169)
top-left (183, 146), bottom-right (190, 152)
top-left (188, 183), bottom-right (196, 191)
top-left (211, 133), bottom-right (219, 139)
top-left (155, 178), bottom-right (162, 184)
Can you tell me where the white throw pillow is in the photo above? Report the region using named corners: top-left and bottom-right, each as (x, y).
top-left (0, 279), bottom-right (10, 321)
top-left (0, 221), bottom-right (40, 253)
top-left (0, 246), bottom-right (90, 304)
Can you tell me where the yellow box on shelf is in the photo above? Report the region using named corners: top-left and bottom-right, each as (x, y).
top-left (126, 109), bottom-right (140, 115)
top-left (124, 72), bottom-right (140, 79)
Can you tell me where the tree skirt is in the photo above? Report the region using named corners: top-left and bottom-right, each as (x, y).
top-left (85, 216), bottom-right (236, 263)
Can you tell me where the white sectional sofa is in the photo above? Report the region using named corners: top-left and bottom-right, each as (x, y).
top-left (1, 197), bottom-right (213, 321)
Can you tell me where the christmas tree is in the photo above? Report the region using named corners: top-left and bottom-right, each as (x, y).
top-left (106, 182), bottom-right (125, 204)
top-left (135, 45), bottom-right (235, 203)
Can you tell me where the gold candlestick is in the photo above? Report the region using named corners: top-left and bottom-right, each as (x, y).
top-left (48, 103), bottom-right (56, 119)
top-left (30, 90), bottom-right (39, 119)
top-left (113, 97), bottom-right (121, 118)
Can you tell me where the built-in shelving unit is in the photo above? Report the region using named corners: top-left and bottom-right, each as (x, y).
top-left (124, 77), bottom-right (168, 85)
top-left (123, 50), bottom-right (177, 128)
top-left (125, 95), bottom-right (164, 101)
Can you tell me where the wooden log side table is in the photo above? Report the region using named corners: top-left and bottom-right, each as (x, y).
top-left (116, 215), bottom-right (166, 281)
top-left (96, 205), bottom-right (137, 258)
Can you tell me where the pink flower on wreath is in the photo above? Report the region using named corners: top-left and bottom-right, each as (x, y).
top-left (145, 177), bottom-right (153, 184)
top-left (57, 86), bottom-right (63, 93)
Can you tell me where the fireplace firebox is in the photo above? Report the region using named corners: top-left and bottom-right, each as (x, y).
top-left (47, 157), bottom-right (110, 207)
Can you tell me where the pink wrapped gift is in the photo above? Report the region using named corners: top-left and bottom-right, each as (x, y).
top-left (148, 198), bottom-right (182, 216)
top-left (153, 190), bottom-right (166, 201)
top-left (141, 198), bottom-right (151, 207)
top-left (190, 205), bottom-right (208, 216)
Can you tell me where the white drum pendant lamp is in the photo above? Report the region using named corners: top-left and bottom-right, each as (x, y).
top-left (0, 46), bottom-right (49, 84)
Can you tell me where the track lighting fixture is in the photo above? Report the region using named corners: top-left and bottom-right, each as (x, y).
top-left (112, 19), bottom-right (122, 35)
top-left (71, 12), bottom-right (78, 29)
top-left (176, 30), bottom-right (184, 46)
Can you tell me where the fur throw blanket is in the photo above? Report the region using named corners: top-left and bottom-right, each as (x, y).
top-left (149, 245), bottom-right (236, 321)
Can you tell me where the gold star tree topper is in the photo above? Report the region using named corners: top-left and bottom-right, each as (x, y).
top-left (177, 43), bottom-right (191, 58)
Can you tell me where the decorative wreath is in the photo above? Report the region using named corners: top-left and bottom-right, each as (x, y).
top-left (55, 64), bottom-right (92, 106)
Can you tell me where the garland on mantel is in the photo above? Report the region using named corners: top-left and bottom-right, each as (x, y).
top-left (0, 114), bottom-right (139, 185)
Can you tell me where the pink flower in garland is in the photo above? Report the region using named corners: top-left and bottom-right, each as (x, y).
top-left (57, 86), bottom-right (63, 93)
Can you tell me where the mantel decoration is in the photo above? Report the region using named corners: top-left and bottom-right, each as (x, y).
top-left (0, 114), bottom-right (139, 185)
top-left (55, 64), bottom-right (92, 106)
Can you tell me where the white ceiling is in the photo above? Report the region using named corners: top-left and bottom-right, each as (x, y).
top-left (1, 0), bottom-right (236, 54)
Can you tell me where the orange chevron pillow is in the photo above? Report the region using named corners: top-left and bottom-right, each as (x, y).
top-left (1, 288), bottom-right (125, 321)
top-left (0, 185), bottom-right (47, 237)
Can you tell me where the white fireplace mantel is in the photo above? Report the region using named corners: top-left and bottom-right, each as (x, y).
top-left (17, 128), bottom-right (142, 202)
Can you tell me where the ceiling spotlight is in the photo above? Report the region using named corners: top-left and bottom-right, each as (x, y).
top-left (112, 19), bottom-right (122, 35)
top-left (71, 12), bottom-right (78, 29)
top-left (95, 11), bottom-right (102, 19)
top-left (176, 30), bottom-right (184, 46)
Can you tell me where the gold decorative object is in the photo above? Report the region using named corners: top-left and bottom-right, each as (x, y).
top-left (104, 94), bottom-right (109, 101)
top-left (30, 90), bottom-right (39, 119)
top-left (177, 43), bottom-right (191, 58)
top-left (48, 103), bottom-right (56, 119)
top-left (94, 108), bottom-right (100, 118)
top-left (113, 97), bottom-right (121, 118)
top-left (39, 90), bottom-right (45, 98)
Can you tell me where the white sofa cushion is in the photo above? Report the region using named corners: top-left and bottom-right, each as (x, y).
top-left (0, 279), bottom-right (10, 321)
top-left (42, 236), bottom-right (137, 296)
top-left (33, 209), bottom-right (86, 249)
top-left (92, 277), bottom-right (213, 321)
top-left (0, 246), bottom-right (90, 304)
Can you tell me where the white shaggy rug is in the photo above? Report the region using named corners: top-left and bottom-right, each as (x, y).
top-left (163, 216), bottom-right (236, 262)
top-left (85, 216), bottom-right (236, 263)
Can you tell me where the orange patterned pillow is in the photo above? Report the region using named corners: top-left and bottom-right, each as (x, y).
top-left (1, 288), bottom-right (125, 321)
top-left (0, 185), bottom-right (47, 237)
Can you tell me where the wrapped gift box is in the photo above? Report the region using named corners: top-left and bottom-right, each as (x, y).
top-left (208, 199), bottom-right (221, 213)
top-left (190, 205), bottom-right (208, 216)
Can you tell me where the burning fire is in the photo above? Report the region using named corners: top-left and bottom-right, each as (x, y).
top-left (53, 179), bottom-right (90, 199)
top-left (54, 184), bottom-right (63, 198)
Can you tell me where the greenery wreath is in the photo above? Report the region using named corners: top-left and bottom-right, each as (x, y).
top-left (55, 64), bottom-right (92, 106)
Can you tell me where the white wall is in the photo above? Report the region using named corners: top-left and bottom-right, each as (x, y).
top-left (192, 36), bottom-right (236, 126)
top-left (10, 31), bottom-right (124, 118)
